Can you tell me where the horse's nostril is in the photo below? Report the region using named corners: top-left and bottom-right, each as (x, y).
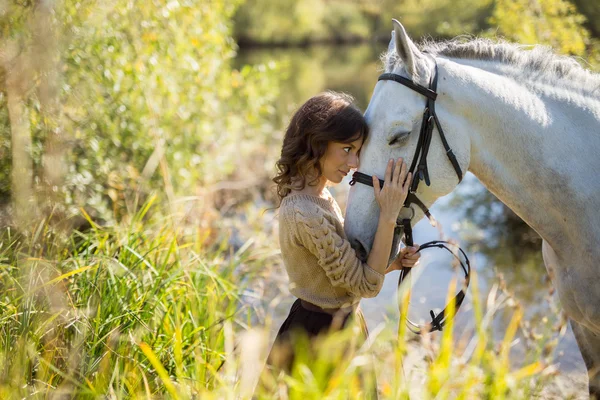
top-left (353, 240), bottom-right (368, 262)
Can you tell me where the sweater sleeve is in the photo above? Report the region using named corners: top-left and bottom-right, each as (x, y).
top-left (291, 204), bottom-right (385, 298)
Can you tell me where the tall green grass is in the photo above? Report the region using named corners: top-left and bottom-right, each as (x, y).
top-left (0, 198), bottom-right (257, 398)
top-left (0, 199), bottom-right (568, 399)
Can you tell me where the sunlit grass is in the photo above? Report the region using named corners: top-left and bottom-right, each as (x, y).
top-left (0, 199), bottom-right (254, 398)
top-left (0, 199), bottom-right (568, 399)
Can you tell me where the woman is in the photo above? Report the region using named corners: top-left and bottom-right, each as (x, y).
top-left (263, 91), bottom-right (420, 397)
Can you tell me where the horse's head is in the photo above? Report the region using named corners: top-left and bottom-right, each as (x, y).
top-left (345, 20), bottom-right (470, 261)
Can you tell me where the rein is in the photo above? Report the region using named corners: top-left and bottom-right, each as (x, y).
top-left (349, 56), bottom-right (471, 334)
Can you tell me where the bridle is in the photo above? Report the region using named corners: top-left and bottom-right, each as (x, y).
top-left (349, 56), bottom-right (471, 334)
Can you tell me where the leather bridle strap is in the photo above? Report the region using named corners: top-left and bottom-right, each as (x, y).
top-left (349, 56), bottom-right (470, 334)
top-left (398, 240), bottom-right (470, 334)
top-left (422, 63), bottom-right (463, 184)
top-left (378, 73), bottom-right (437, 100)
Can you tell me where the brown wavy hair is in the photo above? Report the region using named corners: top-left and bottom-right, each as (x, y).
top-left (273, 91), bottom-right (368, 202)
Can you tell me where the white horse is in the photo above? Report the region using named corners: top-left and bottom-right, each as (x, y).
top-left (344, 20), bottom-right (600, 397)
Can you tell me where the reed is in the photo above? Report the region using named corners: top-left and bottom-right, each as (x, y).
top-left (0, 200), bottom-right (566, 399)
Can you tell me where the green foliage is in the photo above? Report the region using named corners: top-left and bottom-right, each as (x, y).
top-left (0, 1), bottom-right (31, 40)
top-left (234, 0), bottom-right (374, 45)
top-left (0, 205), bottom-right (251, 397)
top-left (237, 44), bottom-right (381, 113)
top-left (0, 94), bottom-right (10, 199)
top-left (389, 0), bottom-right (494, 39)
top-left (3, 0), bottom-right (599, 220)
top-left (489, 0), bottom-right (590, 55)
top-left (570, 0), bottom-right (600, 37)
top-left (61, 0), bottom-right (280, 219)
top-left (1, 0), bottom-right (282, 220)
top-left (233, 0), bottom-right (495, 44)
top-left (235, 0), bottom-right (327, 45)
top-left (234, 0), bottom-right (600, 58)
top-left (322, 1), bottom-right (371, 42)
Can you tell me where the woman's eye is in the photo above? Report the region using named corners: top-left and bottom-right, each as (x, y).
top-left (344, 147), bottom-right (351, 153)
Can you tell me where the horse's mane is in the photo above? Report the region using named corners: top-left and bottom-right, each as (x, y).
top-left (382, 37), bottom-right (600, 96)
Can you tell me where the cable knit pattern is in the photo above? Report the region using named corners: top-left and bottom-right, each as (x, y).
top-left (278, 190), bottom-right (385, 309)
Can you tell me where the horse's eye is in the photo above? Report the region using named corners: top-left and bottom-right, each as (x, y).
top-left (388, 131), bottom-right (410, 146)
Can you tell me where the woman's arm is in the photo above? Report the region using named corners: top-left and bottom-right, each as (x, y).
top-left (293, 206), bottom-right (386, 298)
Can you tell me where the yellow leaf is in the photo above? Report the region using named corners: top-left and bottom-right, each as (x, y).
top-left (139, 342), bottom-right (179, 399)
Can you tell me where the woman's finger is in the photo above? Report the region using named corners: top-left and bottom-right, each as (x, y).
top-left (397, 160), bottom-right (407, 185)
top-left (384, 159), bottom-right (393, 185)
top-left (403, 253), bottom-right (420, 263)
top-left (402, 172), bottom-right (413, 192)
top-left (392, 158), bottom-right (403, 186)
top-left (372, 175), bottom-right (381, 198)
top-left (406, 246), bottom-right (420, 255)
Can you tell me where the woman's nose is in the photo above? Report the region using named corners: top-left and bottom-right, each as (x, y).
top-left (348, 154), bottom-right (359, 168)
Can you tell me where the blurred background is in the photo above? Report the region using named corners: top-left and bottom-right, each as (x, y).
top-left (1, 0), bottom-right (599, 397)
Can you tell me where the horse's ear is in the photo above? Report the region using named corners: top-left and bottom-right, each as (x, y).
top-left (388, 29), bottom-right (396, 55)
top-left (392, 19), bottom-right (418, 78)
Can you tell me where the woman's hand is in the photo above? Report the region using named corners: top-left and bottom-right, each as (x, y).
top-left (385, 245), bottom-right (420, 274)
top-left (364, 158), bottom-right (413, 277)
top-left (373, 158), bottom-right (412, 224)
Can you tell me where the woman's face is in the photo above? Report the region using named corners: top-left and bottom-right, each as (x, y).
top-left (319, 135), bottom-right (364, 184)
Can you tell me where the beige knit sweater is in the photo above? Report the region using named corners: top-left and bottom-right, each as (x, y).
top-left (278, 189), bottom-right (385, 309)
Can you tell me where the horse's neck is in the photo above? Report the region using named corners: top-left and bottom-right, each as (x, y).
top-left (440, 58), bottom-right (600, 253)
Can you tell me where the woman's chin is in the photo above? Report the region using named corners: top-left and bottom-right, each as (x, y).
top-left (330, 171), bottom-right (347, 184)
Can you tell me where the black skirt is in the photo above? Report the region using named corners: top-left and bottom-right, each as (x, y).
top-left (261, 298), bottom-right (377, 398)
